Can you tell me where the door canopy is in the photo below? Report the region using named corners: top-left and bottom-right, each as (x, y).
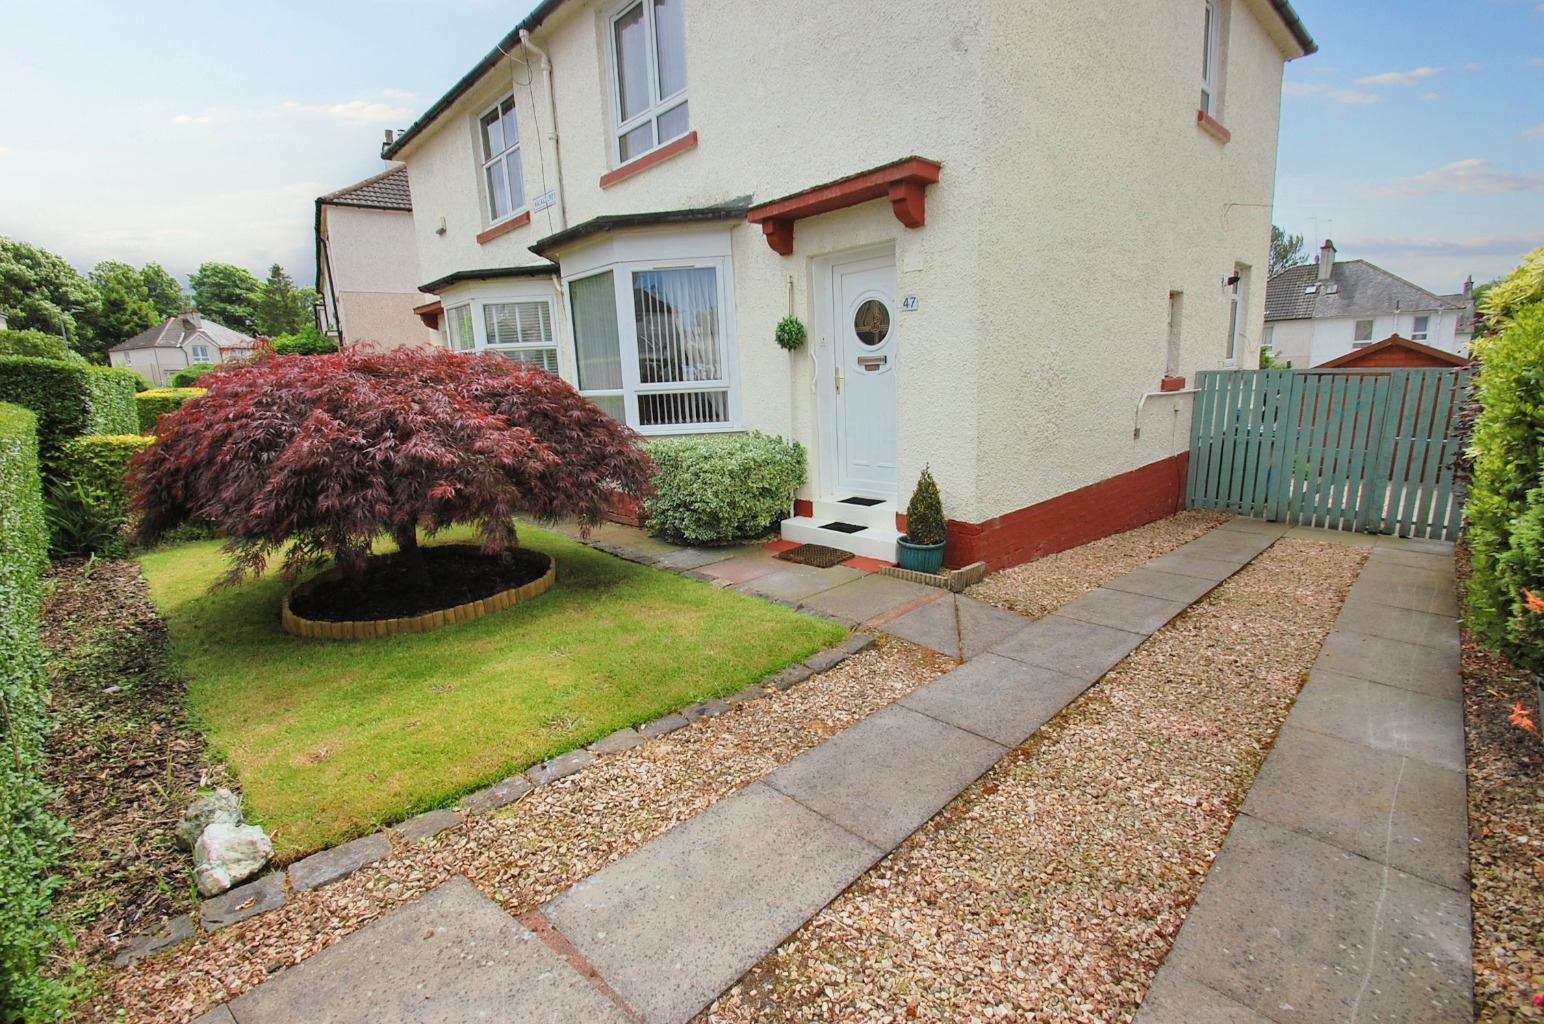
top-left (746, 157), bottom-right (941, 256)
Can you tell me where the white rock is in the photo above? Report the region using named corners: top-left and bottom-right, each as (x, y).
top-left (194, 823), bottom-right (272, 896)
top-left (177, 789), bottom-right (243, 851)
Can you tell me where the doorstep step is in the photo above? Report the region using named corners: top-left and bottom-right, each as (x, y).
top-left (808, 497), bottom-right (898, 532)
top-left (781, 516), bottom-right (901, 563)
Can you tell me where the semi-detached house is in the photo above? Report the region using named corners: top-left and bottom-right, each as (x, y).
top-left (389, 0), bottom-right (1315, 570)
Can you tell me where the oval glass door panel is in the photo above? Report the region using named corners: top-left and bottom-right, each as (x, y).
top-left (854, 299), bottom-right (890, 347)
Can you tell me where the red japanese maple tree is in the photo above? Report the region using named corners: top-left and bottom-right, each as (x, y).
top-left (130, 347), bottom-right (653, 588)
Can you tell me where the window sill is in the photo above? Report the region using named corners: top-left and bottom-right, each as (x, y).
top-left (476, 210), bottom-right (531, 245)
top-left (634, 421), bottom-right (741, 437)
top-left (599, 131), bottom-right (698, 188)
top-left (1196, 110), bottom-right (1231, 143)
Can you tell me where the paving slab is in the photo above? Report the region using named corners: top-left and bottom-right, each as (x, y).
top-left (200, 872), bottom-right (286, 931)
top-left (1330, 602), bottom-right (1460, 654)
top-left (526, 748), bottom-right (595, 785)
top-left (1160, 815), bottom-right (1472, 1024)
top-left (990, 614), bottom-right (1146, 682)
top-left (1240, 724), bottom-right (1469, 891)
top-left (733, 564), bottom-right (864, 605)
top-left (761, 703), bottom-right (1006, 850)
top-left (693, 554), bottom-right (785, 585)
top-left (393, 809), bottom-right (464, 844)
top-left (1284, 524), bottom-right (1377, 546)
top-left (1289, 671), bottom-right (1464, 771)
top-left (589, 727), bottom-right (643, 754)
top-left (1100, 566), bottom-right (1221, 605)
top-left (898, 653), bottom-right (1088, 747)
top-left (224, 875), bottom-right (632, 1024)
top-left (459, 774), bottom-right (532, 815)
top-left (1181, 534), bottom-right (1277, 562)
top-left (1349, 564), bottom-right (1461, 618)
top-left (113, 913), bottom-right (194, 966)
top-left (545, 782), bottom-right (880, 1024)
top-left (798, 573), bottom-right (936, 626)
top-left (1363, 546), bottom-right (1455, 571)
top-left (1142, 550), bottom-right (1251, 581)
top-left (288, 833), bottom-right (392, 892)
top-left (1312, 630), bottom-right (1461, 700)
top-left (191, 1005), bottom-right (237, 1024)
top-left (764, 664), bottom-right (813, 690)
top-left (1055, 587), bottom-right (1190, 635)
top-left (654, 547), bottom-right (736, 572)
top-left (1214, 517), bottom-right (1288, 537)
top-left (1132, 968), bottom-right (1277, 1024)
top-left (1373, 535), bottom-right (1455, 555)
top-left (881, 593), bottom-right (1032, 660)
top-left (639, 712), bottom-right (689, 738)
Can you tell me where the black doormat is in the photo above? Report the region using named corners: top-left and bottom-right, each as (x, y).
top-left (777, 543), bottom-right (855, 568)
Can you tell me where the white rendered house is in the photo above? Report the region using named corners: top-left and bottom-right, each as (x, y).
top-left (107, 312), bottom-right (255, 387)
top-left (387, 0), bottom-right (1315, 569)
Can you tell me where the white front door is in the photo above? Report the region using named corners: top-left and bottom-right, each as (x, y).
top-left (832, 254), bottom-right (898, 498)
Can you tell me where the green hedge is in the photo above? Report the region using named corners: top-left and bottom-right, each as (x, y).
top-left (0, 404), bottom-right (71, 1021)
top-left (0, 330), bottom-right (67, 362)
top-left (135, 387), bottom-right (206, 434)
top-left (1466, 300), bottom-right (1544, 668)
top-left (0, 357), bottom-right (140, 460)
top-left (645, 432), bottom-right (806, 545)
top-left (168, 362), bottom-right (217, 388)
top-left (58, 434), bottom-right (153, 500)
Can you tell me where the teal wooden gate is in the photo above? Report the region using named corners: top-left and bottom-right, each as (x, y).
top-left (1186, 368), bottom-right (1472, 540)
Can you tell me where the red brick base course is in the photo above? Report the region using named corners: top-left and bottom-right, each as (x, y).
top-left (944, 453), bottom-right (1191, 572)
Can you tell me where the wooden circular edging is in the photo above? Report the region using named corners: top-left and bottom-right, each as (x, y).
top-left (281, 546), bottom-right (555, 640)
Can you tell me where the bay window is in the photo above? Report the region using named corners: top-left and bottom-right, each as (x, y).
top-left (608, 0), bottom-right (689, 164)
top-left (443, 296), bottom-right (558, 372)
top-left (568, 258), bottom-right (737, 432)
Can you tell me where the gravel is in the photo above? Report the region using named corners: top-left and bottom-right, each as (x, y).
top-left (1457, 549), bottom-right (1544, 1021)
top-left (80, 636), bottom-right (956, 1024)
top-left (966, 510), bottom-right (1230, 618)
top-left (699, 537), bottom-right (1365, 1024)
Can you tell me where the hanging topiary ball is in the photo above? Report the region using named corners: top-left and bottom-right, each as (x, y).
top-left (775, 316), bottom-right (807, 352)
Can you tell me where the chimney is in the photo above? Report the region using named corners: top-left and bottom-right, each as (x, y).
top-left (178, 309), bottom-right (201, 332)
top-left (1317, 239), bottom-right (1336, 281)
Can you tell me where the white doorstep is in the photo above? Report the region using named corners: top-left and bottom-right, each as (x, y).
top-left (780, 516), bottom-right (900, 563)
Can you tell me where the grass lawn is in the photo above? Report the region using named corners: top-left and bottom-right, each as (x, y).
top-left (138, 524), bottom-right (844, 858)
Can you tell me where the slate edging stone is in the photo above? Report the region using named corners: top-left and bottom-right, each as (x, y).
top-left (526, 749), bottom-right (596, 786)
top-left (112, 914), bottom-right (194, 967)
top-left (200, 872), bottom-right (287, 932)
top-left (393, 808), bottom-right (465, 844)
top-left (288, 833), bottom-right (392, 892)
top-left (639, 712), bottom-right (690, 738)
top-left (804, 648), bottom-right (849, 672)
top-left (460, 774), bottom-right (533, 814)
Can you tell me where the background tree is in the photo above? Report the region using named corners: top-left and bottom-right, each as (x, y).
top-left (140, 262), bottom-right (189, 318)
top-left (86, 260), bottom-right (160, 350)
top-left (0, 236), bottom-right (102, 358)
top-left (1270, 225), bottom-right (1308, 277)
top-left (189, 262), bottom-right (260, 334)
top-left (253, 264), bottom-right (311, 337)
top-left (130, 347), bottom-right (655, 590)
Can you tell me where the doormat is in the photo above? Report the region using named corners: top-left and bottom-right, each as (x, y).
top-left (777, 544), bottom-right (855, 569)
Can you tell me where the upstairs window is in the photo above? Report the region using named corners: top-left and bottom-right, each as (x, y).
top-left (609, 0), bottom-right (689, 164)
top-left (480, 96), bottom-right (525, 223)
top-left (1353, 319), bottom-right (1375, 344)
top-left (1412, 315), bottom-right (1430, 341)
top-left (1200, 0), bottom-right (1221, 116)
top-left (191, 344), bottom-right (210, 362)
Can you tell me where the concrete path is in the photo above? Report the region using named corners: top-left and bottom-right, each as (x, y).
top-left (1136, 534), bottom-right (1472, 1024)
top-left (198, 518), bottom-right (1284, 1024)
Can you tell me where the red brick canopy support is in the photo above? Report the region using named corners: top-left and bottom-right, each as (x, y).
top-left (746, 157), bottom-right (941, 256)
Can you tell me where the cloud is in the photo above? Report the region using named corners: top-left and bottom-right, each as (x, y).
top-left (1341, 233), bottom-right (1544, 259)
top-left (1525, 122), bottom-right (1544, 138)
top-left (172, 114), bottom-right (213, 125)
top-left (1531, 58), bottom-right (1544, 66)
top-left (1421, 92), bottom-right (1440, 101)
top-left (1378, 159), bottom-right (1544, 195)
top-left (381, 89), bottom-right (416, 100)
top-left (280, 100), bottom-right (412, 124)
top-left (1356, 66), bottom-right (1440, 86)
top-left (1283, 82), bottom-right (1383, 104)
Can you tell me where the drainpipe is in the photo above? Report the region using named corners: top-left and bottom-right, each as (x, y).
top-left (1133, 388), bottom-right (1201, 439)
top-left (520, 29), bottom-right (567, 231)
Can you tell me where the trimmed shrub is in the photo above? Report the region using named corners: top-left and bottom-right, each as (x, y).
top-left (83, 367), bottom-right (140, 436)
top-left (0, 328), bottom-right (67, 362)
top-left (645, 432), bottom-right (806, 545)
top-left (0, 357), bottom-right (137, 461)
top-left (1467, 300), bottom-right (1544, 660)
top-left (135, 387), bottom-right (206, 434)
top-left (0, 403), bottom-right (71, 1022)
top-left (168, 362), bottom-right (218, 388)
top-left (270, 323), bottom-right (337, 355)
top-left (904, 466), bottom-right (947, 546)
top-left (58, 434), bottom-right (154, 500)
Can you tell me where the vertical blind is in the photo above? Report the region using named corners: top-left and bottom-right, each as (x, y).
top-left (571, 271), bottom-right (624, 396)
top-left (483, 301), bottom-right (557, 373)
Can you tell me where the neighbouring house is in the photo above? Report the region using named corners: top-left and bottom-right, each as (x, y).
top-left (1264, 241), bottom-right (1470, 369)
top-left (384, 0), bottom-right (1315, 570)
top-left (107, 311), bottom-right (256, 386)
top-left (315, 166), bottom-right (440, 350)
top-left (1314, 333), bottom-right (1471, 371)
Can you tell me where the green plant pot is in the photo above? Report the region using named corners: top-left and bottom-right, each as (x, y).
top-left (896, 536), bottom-right (946, 573)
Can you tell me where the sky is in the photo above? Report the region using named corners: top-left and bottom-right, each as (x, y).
top-left (0, 0), bottom-right (1539, 295)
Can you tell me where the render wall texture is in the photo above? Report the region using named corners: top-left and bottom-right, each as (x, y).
top-left (321, 205), bottom-right (439, 350)
top-left (397, 0), bottom-right (1299, 526)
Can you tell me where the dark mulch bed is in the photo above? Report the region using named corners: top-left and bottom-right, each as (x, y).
top-left (287, 546), bottom-right (549, 622)
top-left (1457, 549), bottom-right (1544, 1021)
top-left (38, 558), bottom-right (226, 967)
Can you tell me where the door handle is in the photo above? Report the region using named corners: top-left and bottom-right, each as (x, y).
top-left (835, 364), bottom-right (843, 394)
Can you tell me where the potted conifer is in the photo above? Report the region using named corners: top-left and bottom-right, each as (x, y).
top-left (896, 466), bottom-right (947, 573)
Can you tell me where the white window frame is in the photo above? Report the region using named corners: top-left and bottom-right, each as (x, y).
top-left (1353, 318), bottom-right (1375, 345)
top-left (478, 95), bottom-right (526, 226)
top-left (606, 0), bottom-right (690, 166)
top-left (1411, 315), bottom-right (1430, 341)
top-left (1200, 0), bottom-right (1221, 117)
top-left (190, 344), bottom-right (210, 363)
top-left (442, 294), bottom-right (559, 373)
top-left (564, 253), bottom-right (739, 435)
